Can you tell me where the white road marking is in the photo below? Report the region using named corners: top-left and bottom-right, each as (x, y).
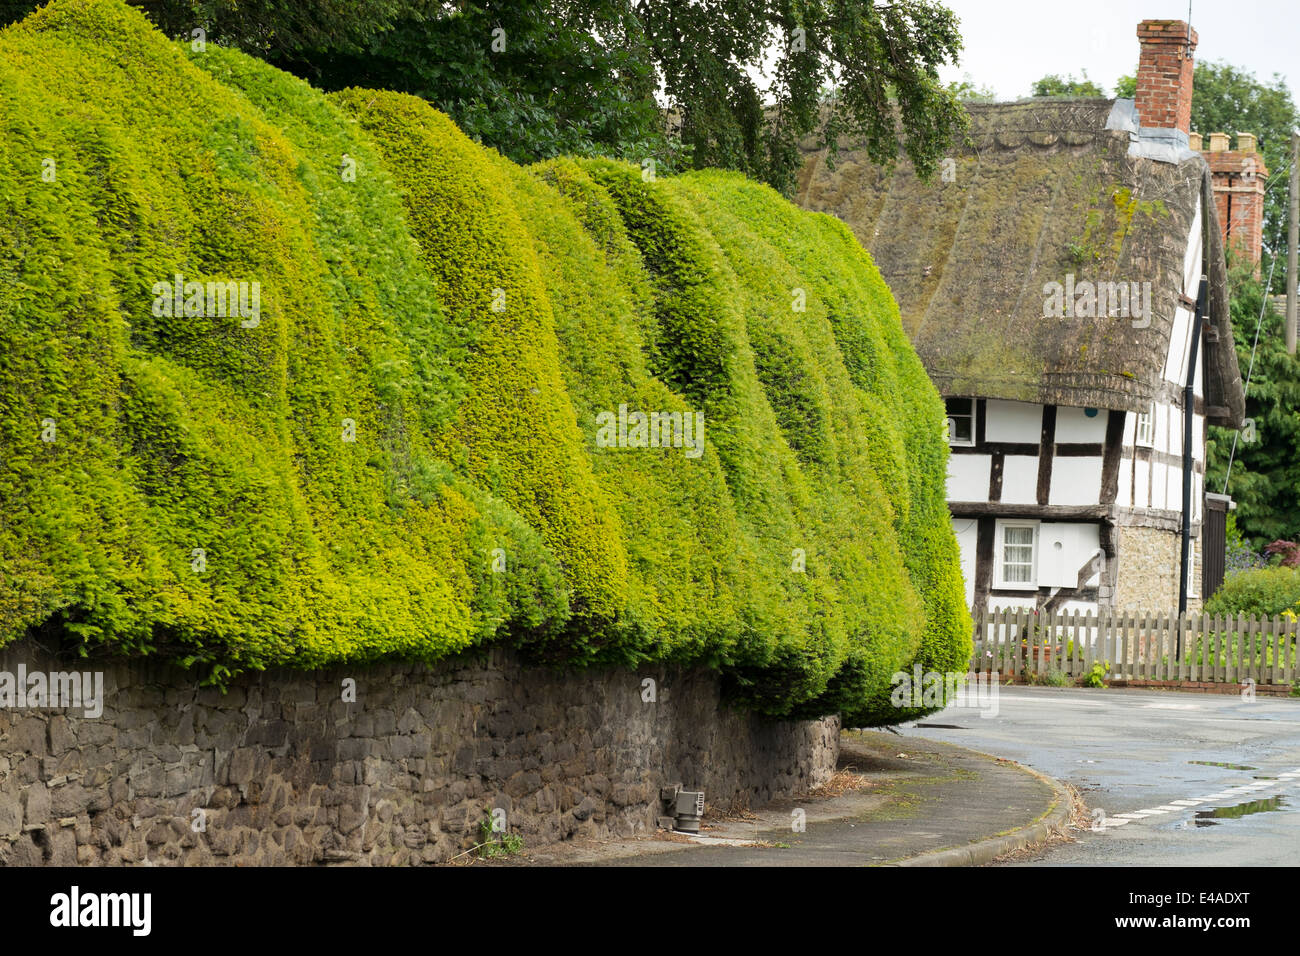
top-left (1182, 717), bottom-right (1299, 724)
top-left (1091, 769), bottom-right (1299, 835)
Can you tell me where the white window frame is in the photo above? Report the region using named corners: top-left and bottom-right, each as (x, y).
top-left (945, 397), bottom-right (976, 448)
top-left (994, 519), bottom-right (1039, 590)
top-left (1135, 403), bottom-right (1155, 447)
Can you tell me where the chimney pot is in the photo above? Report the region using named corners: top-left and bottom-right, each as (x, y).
top-left (1236, 132), bottom-right (1258, 153)
top-left (1188, 132), bottom-right (1202, 150)
top-left (1208, 132), bottom-right (1230, 152)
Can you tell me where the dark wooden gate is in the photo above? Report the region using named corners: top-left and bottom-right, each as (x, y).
top-left (1202, 493), bottom-right (1231, 600)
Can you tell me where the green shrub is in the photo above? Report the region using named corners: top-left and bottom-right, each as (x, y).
top-left (678, 171), bottom-right (971, 720)
top-left (1204, 566), bottom-right (1300, 619)
top-left (0, 0), bottom-right (971, 724)
top-left (504, 157), bottom-right (753, 667)
top-left (1081, 660), bottom-right (1110, 688)
top-left (0, 0), bottom-right (567, 676)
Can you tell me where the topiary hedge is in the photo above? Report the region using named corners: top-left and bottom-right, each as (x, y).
top-left (0, 0), bottom-right (568, 679)
top-left (0, 0), bottom-right (970, 723)
top-left (664, 169), bottom-right (971, 722)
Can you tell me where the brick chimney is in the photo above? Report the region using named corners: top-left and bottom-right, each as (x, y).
top-left (1202, 132), bottom-right (1269, 271)
top-left (1135, 20), bottom-right (1198, 135)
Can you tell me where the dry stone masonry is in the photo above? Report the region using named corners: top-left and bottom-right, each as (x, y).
top-left (0, 642), bottom-right (838, 866)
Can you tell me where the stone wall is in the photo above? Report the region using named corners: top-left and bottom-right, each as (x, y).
top-left (1116, 525), bottom-right (1201, 612)
top-left (0, 641), bottom-right (838, 866)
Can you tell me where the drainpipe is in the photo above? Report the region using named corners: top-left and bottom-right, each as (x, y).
top-left (1178, 275), bottom-right (1207, 620)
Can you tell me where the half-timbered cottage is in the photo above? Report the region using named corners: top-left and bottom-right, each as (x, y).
top-left (796, 19), bottom-right (1247, 616)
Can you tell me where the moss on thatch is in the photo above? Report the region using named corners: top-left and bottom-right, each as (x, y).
top-left (799, 99), bottom-right (1244, 425)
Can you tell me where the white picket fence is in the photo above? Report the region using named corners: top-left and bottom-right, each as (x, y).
top-left (970, 607), bottom-right (1300, 686)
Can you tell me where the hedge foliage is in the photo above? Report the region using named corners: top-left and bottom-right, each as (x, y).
top-left (0, 0), bottom-right (567, 679)
top-left (0, 0), bottom-right (969, 722)
top-left (1204, 566), bottom-right (1300, 620)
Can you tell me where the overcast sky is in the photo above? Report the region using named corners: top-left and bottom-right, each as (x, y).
top-left (936, 0), bottom-right (1300, 103)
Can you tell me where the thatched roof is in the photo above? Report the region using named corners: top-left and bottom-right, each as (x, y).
top-left (796, 98), bottom-right (1245, 426)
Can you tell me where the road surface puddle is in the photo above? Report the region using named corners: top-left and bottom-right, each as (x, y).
top-left (1190, 795), bottom-right (1287, 827)
top-left (1188, 760), bottom-right (1257, 771)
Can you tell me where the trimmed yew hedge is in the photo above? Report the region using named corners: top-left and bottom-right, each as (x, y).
top-left (0, 0), bottom-right (970, 723)
top-left (0, 0), bottom-right (567, 681)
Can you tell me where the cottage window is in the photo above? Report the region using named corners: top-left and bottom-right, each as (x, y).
top-left (1135, 404), bottom-right (1155, 446)
top-left (945, 397), bottom-right (975, 447)
top-left (995, 521), bottom-right (1037, 589)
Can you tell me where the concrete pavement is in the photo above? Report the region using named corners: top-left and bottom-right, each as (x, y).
top-left (514, 730), bottom-right (1070, 866)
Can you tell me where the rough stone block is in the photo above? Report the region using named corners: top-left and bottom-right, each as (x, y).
top-left (12, 717), bottom-right (46, 756)
top-left (0, 791), bottom-right (22, 840)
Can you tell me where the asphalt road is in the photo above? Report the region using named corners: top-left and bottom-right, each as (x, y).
top-left (897, 685), bottom-right (1300, 865)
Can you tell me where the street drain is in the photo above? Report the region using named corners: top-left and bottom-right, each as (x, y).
top-left (1191, 795), bottom-right (1287, 827)
top-left (915, 723), bottom-right (966, 729)
top-left (1188, 760), bottom-right (1257, 771)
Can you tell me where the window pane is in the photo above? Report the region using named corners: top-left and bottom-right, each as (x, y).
top-left (1004, 562), bottom-right (1032, 583)
top-left (945, 398), bottom-right (971, 416)
top-left (944, 398), bottom-right (974, 444)
top-left (1137, 406), bottom-right (1154, 445)
top-left (1002, 526), bottom-right (1034, 584)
